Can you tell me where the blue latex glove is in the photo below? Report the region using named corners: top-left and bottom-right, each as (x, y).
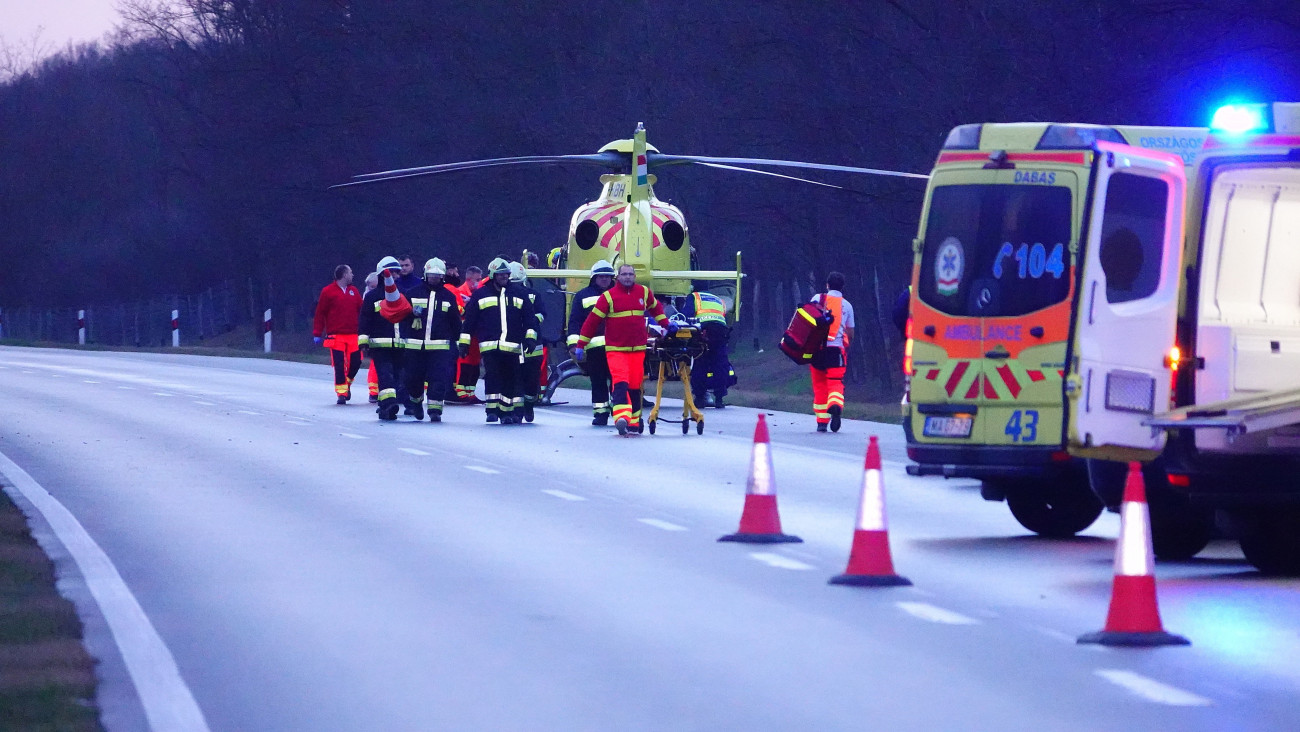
top-left (572, 347), bottom-right (585, 362)
top-left (664, 321), bottom-right (679, 336)
top-left (313, 336), bottom-right (324, 346)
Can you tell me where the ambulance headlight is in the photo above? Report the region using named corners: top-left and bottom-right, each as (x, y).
top-left (1210, 103), bottom-right (1271, 134)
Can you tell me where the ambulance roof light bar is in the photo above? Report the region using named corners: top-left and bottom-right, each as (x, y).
top-left (1210, 103), bottom-right (1272, 134)
top-left (942, 124), bottom-right (982, 150)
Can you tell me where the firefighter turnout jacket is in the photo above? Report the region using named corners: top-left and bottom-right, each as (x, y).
top-left (519, 283), bottom-right (546, 358)
top-left (578, 282), bottom-right (669, 352)
top-left (357, 288), bottom-right (402, 349)
top-left (567, 281), bottom-right (608, 349)
top-left (459, 281), bottom-right (538, 354)
top-left (401, 282), bottom-right (462, 350)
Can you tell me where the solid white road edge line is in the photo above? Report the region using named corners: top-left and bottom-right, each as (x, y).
top-left (638, 518), bottom-right (688, 531)
top-left (895, 601), bottom-right (980, 625)
top-left (1094, 669), bottom-right (1213, 706)
top-left (465, 465), bottom-right (500, 474)
top-left (542, 489), bottom-right (587, 501)
top-left (749, 552), bottom-right (815, 570)
top-left (0, 451), bottom-right (210, 731)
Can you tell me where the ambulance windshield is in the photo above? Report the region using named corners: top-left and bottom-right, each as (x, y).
top-left (918, 184), bottom-right (1072, 318)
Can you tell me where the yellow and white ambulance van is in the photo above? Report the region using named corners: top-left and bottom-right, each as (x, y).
top-left (902, 120), bottom-right (1204, 541)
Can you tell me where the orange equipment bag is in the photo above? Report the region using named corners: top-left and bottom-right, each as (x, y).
top-left (779, 301), bottom-right (834, 365)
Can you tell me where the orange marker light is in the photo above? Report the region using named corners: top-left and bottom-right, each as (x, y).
top-left (1165, 345), bottom-right (1182, 371)
top-left (902, 318), bottom-right (914, 375)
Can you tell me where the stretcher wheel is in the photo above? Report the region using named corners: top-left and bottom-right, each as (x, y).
top-left (648, 420), bottom-right (656, 434)
top-left (696, 420), bottom-right (704, 435)
top-left (681, 419), bottom-right (689, 434)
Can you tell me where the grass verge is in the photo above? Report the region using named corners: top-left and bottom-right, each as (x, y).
top-left (0, 487), bottom-right (103, 731)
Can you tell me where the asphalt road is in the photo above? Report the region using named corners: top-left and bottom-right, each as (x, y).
top-left (1, 346), bottom-right (1298, 731)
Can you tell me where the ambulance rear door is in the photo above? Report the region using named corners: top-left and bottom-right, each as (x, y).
top-left (1067, 141), bottom-right (1186, 459)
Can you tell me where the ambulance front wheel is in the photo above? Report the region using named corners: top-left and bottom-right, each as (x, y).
top-left (1002, 478), bottom-right (1103, 538)
top-left (1234, 508), bottom-right (1300, 576)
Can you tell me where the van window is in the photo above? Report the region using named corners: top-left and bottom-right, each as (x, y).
top-left (919, 185), bottom-right (1073, 318)
top-left (1098, 173), bottom-right (1168, 304)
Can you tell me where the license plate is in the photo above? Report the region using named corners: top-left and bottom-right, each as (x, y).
top-left (923, 415), bottom-right (973, 438)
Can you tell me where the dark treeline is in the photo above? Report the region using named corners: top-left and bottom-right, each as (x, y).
top-left (1, 0), bottom-right (1296, 314)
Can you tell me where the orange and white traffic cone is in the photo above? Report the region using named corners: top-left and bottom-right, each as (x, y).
top-left (719, 414), bottom-right (802, 544)
top-left (1078, 462), bottom-right (1189, 647)
top-left (829, 436), bottom-right (911, 586)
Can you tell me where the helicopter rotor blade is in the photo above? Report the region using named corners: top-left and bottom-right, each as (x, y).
top-left (693, 162), bottom-right (844, 189)
top-left (650, 154), bottom-right (929, 180)
top-left (333, 153), bottom-right (626, 188)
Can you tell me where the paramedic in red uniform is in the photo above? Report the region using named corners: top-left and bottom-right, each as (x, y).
top-left (810, 272), bottom-right (855, 432)
top-left (575, 264), bottom-right (674, 436)
top-left (312, 264), bottom-right (364, 404)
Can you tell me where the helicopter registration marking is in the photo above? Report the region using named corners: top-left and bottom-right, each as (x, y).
top-left (609, 182), bottom-right (626, 199)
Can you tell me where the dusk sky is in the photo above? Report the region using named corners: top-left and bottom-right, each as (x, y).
top-left (1, 0), bottom-right (122, 53)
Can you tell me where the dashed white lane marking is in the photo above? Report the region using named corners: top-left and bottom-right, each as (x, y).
top-left (638, 518), bottom-right (687, 531)
top-left (542, 489), bottom-right (586, 501)
top-left (1028, 624), bottom-right (1078, 643)
top-left (154, 392), bottom-right (175, 397)
top-left (340, 433), bottom-right (367, 440)
top-left (285, 419), bottom-right (312, 426)
top-left (465, 465), bottom-right (499, 475)
top-left (193, 401), bottom-right (215, 406)
top-left (749, 552), bottom-right (815, 570)
top-left (0, 452), bottom-right (210, 731)
top-left (117, 386), bottom-right (134, 390)
top-left (21, 370), bottom-right (35, 373)
top-left (50, 374), bottom-right (64, 378)
top-left (398, 447), bottom-right (430, 456)
top-left (895, 602), bottom-right (980, 625)
top-left (82, 379), bottom-right (100, 384)
top-left (1095, 670), bottom-right (1212, 706)
top-left (237, 410), bottom-right (260, 416)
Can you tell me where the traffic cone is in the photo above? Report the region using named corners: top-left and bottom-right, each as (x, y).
top-left (719, 414), bottom-right (802, 544)
top-left (1078, 462), bottom-right (1190, 647)
top-left (829, 436), bottom-right (911, 586)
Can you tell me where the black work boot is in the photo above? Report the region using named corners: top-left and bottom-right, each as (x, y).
top-left (829, 405), bottom-right (842, 433)
top-left (410, 401), bottom-right (425, 421)
top-left (524, 401), bottom-right (535, 423)
top-left (816, 422), bottom-right (828, 433)
top-left (592, 413), bottom-right (609, 426)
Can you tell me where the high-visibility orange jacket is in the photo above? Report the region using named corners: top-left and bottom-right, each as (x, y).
top-left (577, 282), bottom-right (669, 353)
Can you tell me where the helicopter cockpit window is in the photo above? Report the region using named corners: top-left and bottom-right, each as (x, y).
top-left (574, 219), bottom-right (600, 250)
top-left (918, 184), bottom-right (1073, 318)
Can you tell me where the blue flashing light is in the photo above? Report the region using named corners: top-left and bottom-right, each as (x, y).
top-left (1210, 104), bottom-right (1270, 134)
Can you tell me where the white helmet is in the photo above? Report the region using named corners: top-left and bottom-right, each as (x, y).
top-left (376, 256), bottom-right (401, 273)
top-left (590, 260), bottom-right (615, 277)
top-left (508, 261), bottom-right (527, 283)
top-left (488, 257), bottom-right (511, 276)
top-left (423, 257), bottom-right (446, 276)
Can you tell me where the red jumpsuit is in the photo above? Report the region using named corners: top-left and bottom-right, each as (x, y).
top-left (312, 281), bottom-right (363, 398)
top-left (578, 282), bottom-right (669, 428)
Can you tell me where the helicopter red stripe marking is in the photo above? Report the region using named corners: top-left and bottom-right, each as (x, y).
top-left (594, 206), bottom-right (622, 226)
top-left (599, 220), bottom-right (624, 249)
top-left (1026, 370), bottom-right (1045, 382)
top-left (943, 361), bottom-right (969, 397)
top-left (925, 369), bottom-right (940, 381)
top-left (963, 376), bottom-right (980, 400)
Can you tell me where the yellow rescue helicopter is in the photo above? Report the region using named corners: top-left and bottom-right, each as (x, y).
top-left (335, 122), bottom-right (927, 314)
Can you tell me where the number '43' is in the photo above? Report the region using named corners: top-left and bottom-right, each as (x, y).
top-left (1005, 410), bottom-right (1039, 443)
